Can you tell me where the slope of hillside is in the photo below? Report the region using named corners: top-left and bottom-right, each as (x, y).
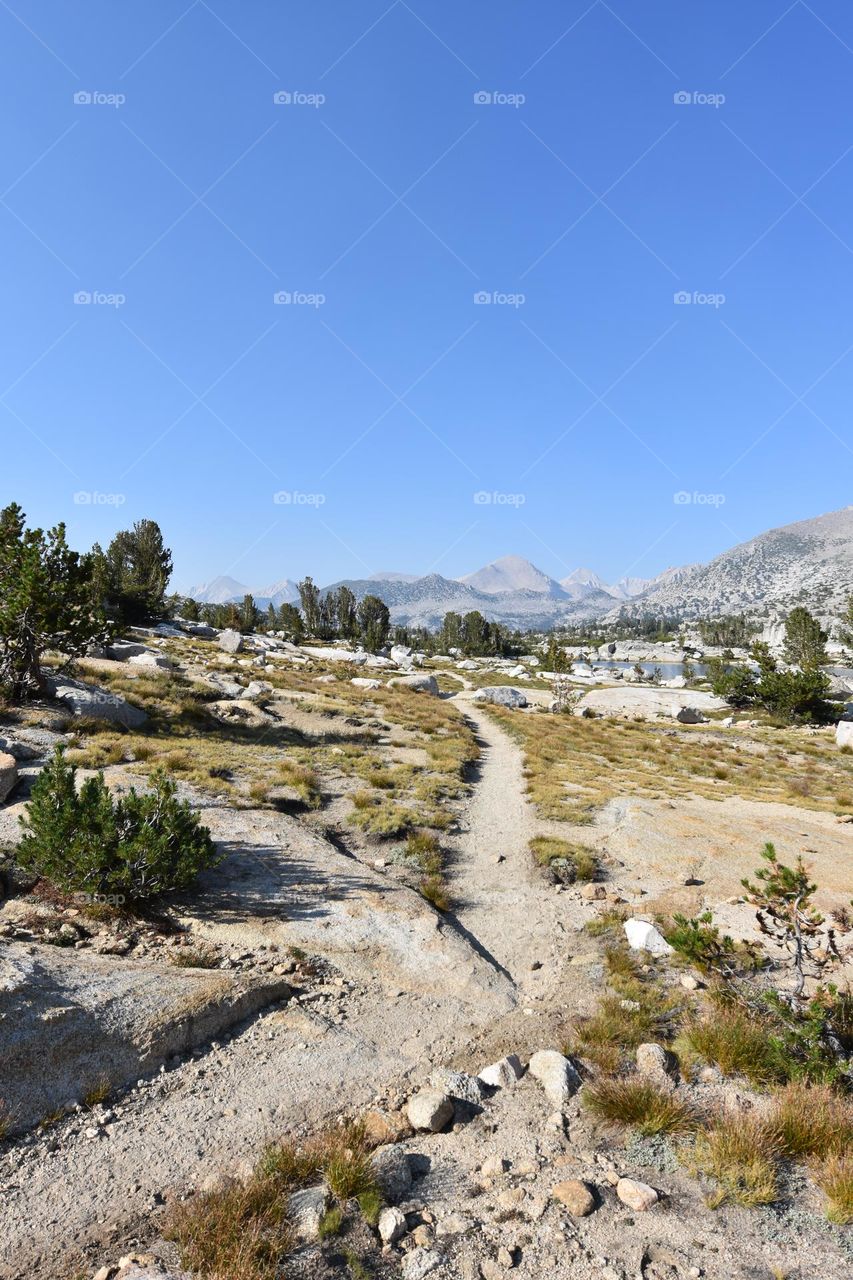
top-left (460, 555), bottom-right (566, 597)
top-left (631, 507), bottom-right (853, 617)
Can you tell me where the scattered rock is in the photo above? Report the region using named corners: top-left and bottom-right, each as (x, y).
top-left (430, 1069), bottom-right (485, 1109)
top-left (0, 753), bottom-right (18, 804)
top-left (552, 1178), bottom-right (596, 1216)
top-left (387, 674), bottom-right (439, 696)
top-left (287, 1184), bottom-right (329, 1240)
top-left (351, 677), bottom-right (382, 690)
top-left (47, 676), bottom-right (148, 729)
top-left (635, 1042), bottom-right (675, 1079)
top-left (580, 883), bottom-right (606, 901)
top-left (478, 1055), bottom-right (524, 1089)
top-left (363, 1106), bottom-right (411, 1146)
top-left (480, 686), bottom-right (528, 709)
top-left (371, 1144), bottom-right (413, 1203)
top-left (836, 720), bottom-right (853, 748)
top-left (528, 1049), bottom-right (581, 1108)
top-left (623, 919), bottom-right (673, 957)
top-left (407, 1089), bottom-right (454, 1132)
top-left (378, 1205), bottom-right (407, 1244)
top-left (402, 1248), bottom-right (442, 1280)
top-left (218, 629), bottom-right (243, 654)
top-left (615, 1177), bottom-right (659, 1211)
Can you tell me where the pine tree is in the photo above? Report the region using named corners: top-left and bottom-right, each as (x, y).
top-left (783, 607), bottom-right (827, 670)
top-left (297, 577), bottom-right (321, 635)
top-left (0, 503), bottom-right (111, 700)
top-left (105, 519), bottom-right (173, 623)
top-left (357, 594), bottom-right (390, 652)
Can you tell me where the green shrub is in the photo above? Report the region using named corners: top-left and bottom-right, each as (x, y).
top-left (17, 747), bottom-right (219, 902)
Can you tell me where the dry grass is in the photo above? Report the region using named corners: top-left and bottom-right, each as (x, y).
top-left (82, 1076), bottom-right (111, 1108)
top-left (569, 948), bottom-right (683, 1072)
top-left (682, 1008), bottom-right (782, 1087)
top-left (529, 835), bottom-right (598, 881)
top-left (812, 1152), bottom-right (853, 1223)
top-left (767, 1082), bottom-right (853, 1158)
top-left (582, 1077), bottom-right (697, 1135)
top-left (488, 705), bottom-right (853, 824)
top-left (166, 1121), bottom-right (379, 1280)
top-left (169, 945), bottom-right (219, 970)
top-left (688, 1111), bottom-right (779, 1207)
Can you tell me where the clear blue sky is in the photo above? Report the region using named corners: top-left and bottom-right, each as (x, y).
top-left (3, 1), bottom-right (853, 592)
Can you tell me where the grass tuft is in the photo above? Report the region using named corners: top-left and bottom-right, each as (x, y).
top-left (767, 1082), bottom-right (853, 1159)
top-left (582, 1077), bottom-right (697, 1135)
top-left (688, 1111), bottom-right (779, 1207)
top-left (812, 1152), bottom-right (853, 1224)
top-left (683, 1008), bottom-right (781, 1086)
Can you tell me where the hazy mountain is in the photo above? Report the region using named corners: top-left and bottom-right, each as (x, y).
top-left (623, 507), bottom-right (853, 618)
top-left (368, 571), bottom-right (420, 583)
top-left (560, 567), bottom-right (614, 598)
top-left (188, 575), bottom-right (250, 604)
top-left (188, 576), bottom-right (298, 609)
top-left (460, 556), bottom-right (567, 597)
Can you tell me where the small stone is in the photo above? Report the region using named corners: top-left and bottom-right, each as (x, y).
top-left (372, 1144), bottom-right (413, 1203)
top-left (580, 883), bottom-right (606, 901)
top-left (528, 1049), bottom-right (581, 1108)
top-left (635, 1043), bottom-right (674, 1080)
top-left (378, 1205), bottom-right (407, 1244)
top-left (412, 1224), bottom-right (434, 1247)
top-left (497, 1247), bottom-right (515, 1268)
top-left (615, 1177), bottom-right (658, 1211)
top-left (478, 1055), bottom-right (524, 1089)
top-left (402, 1248), bottom-right (442, 1280)
top-left (407, 1089), bottom-right (454, 1132)
top-left (552, 1178), bottom-right (596, 1216)
top-left (480, 1154), bottom-right (509, 1178)
top-left (287, 1184), bottom-right (329, 1240)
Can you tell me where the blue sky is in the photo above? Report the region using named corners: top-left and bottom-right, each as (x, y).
top-left (3, 1), bottom-right (853, 592)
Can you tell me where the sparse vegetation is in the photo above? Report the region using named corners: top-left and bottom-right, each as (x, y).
top-left (529, 835), bottom-right (597, 881)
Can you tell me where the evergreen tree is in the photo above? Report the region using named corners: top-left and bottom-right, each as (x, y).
top-left (277, 602), bottom-right (304, 641)
top-left (336, 585), bottom-right (358, 641)
top-left (357, 594), bottom-right (390, 652)
top-left (105, 519), bottom-right (173, 623)
top-left (440, 612), bottom-right (462, 652)
top-left (297, 576), bottom-right (321, 635)
top-left (0, 503), bottom-right (111, 700)
top-left (783, 606), bottom-right (828, 670)
top-left (240, 593), bottom-right (257, 633)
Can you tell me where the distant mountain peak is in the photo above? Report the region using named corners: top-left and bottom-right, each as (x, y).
top-left (460, 555), bottom-right (566, 597)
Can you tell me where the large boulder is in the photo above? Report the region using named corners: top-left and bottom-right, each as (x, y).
top-left (0, 753), bottom-right (18, 804)
top-left (388, 674), bottom-right (439, 696)
top-left (836, 720), bottom-right (853, 748)
top-left (480, 686), bottom-right (528, 709)
top-left (128, 652), bottom-right (173, 670)
top-left (106, 641), bottom-right (149, 661)
top-left (218, 629), bottom-right (243, 654)
top-left (46, 676), bottom-right (148, 729)
top-left (576, 686), bottom-right (725, 722)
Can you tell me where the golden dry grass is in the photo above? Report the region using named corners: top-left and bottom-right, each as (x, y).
top-left (488, 706), bottom-right (853, 824)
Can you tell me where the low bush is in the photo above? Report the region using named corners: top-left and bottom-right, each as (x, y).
top-left (16, 747), bottom-right (219, 902)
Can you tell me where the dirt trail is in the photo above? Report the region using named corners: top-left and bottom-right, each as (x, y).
top-left (447, 696), bottom-right (550, 982)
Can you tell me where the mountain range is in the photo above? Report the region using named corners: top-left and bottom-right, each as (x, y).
top-left (185, 507), bottom-right (853, 628)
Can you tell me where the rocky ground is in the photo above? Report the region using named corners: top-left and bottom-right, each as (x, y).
top-left (0, 629), bottom-right (851, 1279)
